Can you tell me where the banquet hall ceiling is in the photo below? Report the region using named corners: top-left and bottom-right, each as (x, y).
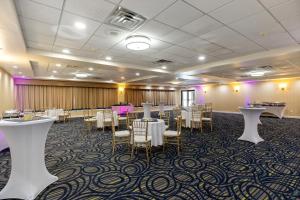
top-left (0, 0), bottom-right (300, 85)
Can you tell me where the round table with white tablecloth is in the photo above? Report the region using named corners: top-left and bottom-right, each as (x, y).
top-left (133, 119), bottom-right (165, 146)
top-left (45, 109), bottom-right (64, 120)
top-left (96, 110), bottom-right (118, 128)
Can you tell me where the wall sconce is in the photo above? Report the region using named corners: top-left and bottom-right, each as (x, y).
top-left (118, 86), bottom-right (125, 94)
top-left (234, 85), bottom-right (240, 93)
top-left (279, 83), bottom-right (287, 91)
top-left (203, 86), bottom-right (207, 94)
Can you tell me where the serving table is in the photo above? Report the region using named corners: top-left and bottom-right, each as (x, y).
top-left (238, 107), bottom-right (266, 144)
top-left (0, 117), bottom-right (58, 200)
top-left (133, 119), bottom-right (165, 146)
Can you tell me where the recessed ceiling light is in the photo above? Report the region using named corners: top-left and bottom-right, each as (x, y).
top-left (74, 22), bottom-right (86, 30)
top-left (250, 71), bottom-right (265, 77)
top-left (121, 76), bottom-right (125, 80)
top-left (88, 67), bottom-right (94, 71)
top-left (50, 75), bottom-right (55, 79)
top-left (161, 66), bottom-right (167, 69)
top-left (52, 70), bottom-right (57, 73)
top-left (125, 35), bottom-right (151, 51)
top-left (175, 77), bottom-right (179, 80)
top-left (170, 87), bottom-right (175, 90)
top-left (56, 63), bottom-right (62, 67)
top-left (62, 49), bottom-right (71, 54)
top-left (105, 56), bottom-right (112, 61)
top-left (198, 56), bottom-right (206, 61)
top-left (159, 87), bottom-right (164, 90)
top-left (18, 71), bottom-right (22, 74)
top-left (135, 72), bottom-right (140, 76)
top-left (75, 73), bottom-right (89, 78)
top-left (13, 65), bottom-right (18, 69)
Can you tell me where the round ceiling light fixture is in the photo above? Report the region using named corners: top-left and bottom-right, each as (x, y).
top-left (125, 35), bottom-right (151, 51)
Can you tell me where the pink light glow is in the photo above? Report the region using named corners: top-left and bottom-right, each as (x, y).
top-left (111, 105), bottom-right (134, 115)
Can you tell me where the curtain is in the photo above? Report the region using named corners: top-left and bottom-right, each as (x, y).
top-left (125, 89), bottom-right (175, 106)
top-left (15, 85), bottom-right (118, 111)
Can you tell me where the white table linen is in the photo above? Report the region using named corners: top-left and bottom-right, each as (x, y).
top-left (181, 109), bottom-right (192, 128)
top-left (263, 106), bottom-right (286, 118)
top-left (0, 118), bottom-right (58, 200)
top-left (45, 109), bottom-right (64, 120)
top-left (238, 107), bottom-right (266, 144)
top-left (133, 119), bottom-right (165, 146)
top-left (96, 111), bottom-right (118, 128)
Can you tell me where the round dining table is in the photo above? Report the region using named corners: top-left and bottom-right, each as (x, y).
top-left (133, 119), bottom-right (165, 146)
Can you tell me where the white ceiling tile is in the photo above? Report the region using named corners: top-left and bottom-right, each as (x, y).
top-left (259, 0), bottom-right (292, 8)
top-left (229, 11), bottom-right (296, 49)
top-left (64, 0), bottom-right (115, 22)
top-left (207, 48), bottom-right (233, 56)
top-left (57, 12), bottom-right (101, 40)
top-left (269, 0), bottom-right (300, 21)
top-left (135, 20), bottom-right (174, 38)
top-left (94, 24), bottom-right (130, 43)
top-left (150, 39), bottom-right (173, 50)
top-left (183, 0), bottom-right (233, 13)
top-left (15, 0), bottom-right (61, 24)
top-left (106, 0), bottom-right (122, 4)
top-left (160, 30), bottom-right (193, 44)
top-left (120, 0), bottom-right (176, 19)
top-left (165, 45), bottom-right (199, 58)
top-left (24, 30), bottom-right (55, 45)
top-left (179, 37), bottom-right (222, 53)
top-left (210, 0), bottom-right (264, 24)
top-left (82, 36), bottom-right (116, 51)
top-left (31, 0), bottom-right (64, 9)
top-left (55, 37), bottom-right (86, 49)
top-left (290, 27), bottom-right (300, 42)
top-left (19, 17), bottom-right (57, 37)
top-left (155, 0), bottom-right (204, 28)
top-left (181, 15), bottom-right (223, 35)
top-left (27, 41), bottom-right (53, 51)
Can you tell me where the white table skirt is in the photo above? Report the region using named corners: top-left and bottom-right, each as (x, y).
top-left (238, 107), bottom-right (266, 144)
top-left (45, 109), bottom-right (64, 120)
top-left (0, 118), bottom-right (57, 200)
top-left (181, 110), bottom-right (192, 128)
top-left (263, 106), bottom-right (286, 118)
top-left (133, 119), bottom-right (165, 146)
top-left (96, 111), bottom-right (118, 128)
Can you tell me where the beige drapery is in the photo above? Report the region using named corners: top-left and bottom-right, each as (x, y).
top-left (15, 85), bottom-right (118, 111)
top-left (125, 89), bottom-right (175, 106)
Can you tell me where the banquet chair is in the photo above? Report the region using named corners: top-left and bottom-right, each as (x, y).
top-left (173, 107), bottom-right (181, 121)
top-left (131, 121), bottom-right (151, 163)
top-left (126, 112), bottom-right (138, 131)
top-left (103, 109), bottom-right (113, 132)
top-left (83, 109), bottom-right (97, 133)
top-left (58, 109), bottom-right (71, 123)
top-left (163, 116), bottom-right (182, 154)
top-left (159, 111), bottom-right (170, 130)
top-left (202, 103), bottom-right (213, 131)
top-left (191, 108), bottom-right (203, 133)
top-left (111, 116), bottom-right (131, 154)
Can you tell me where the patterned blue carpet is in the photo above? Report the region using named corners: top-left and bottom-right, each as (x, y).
top-left (0, 112), bottom-right (299, 199)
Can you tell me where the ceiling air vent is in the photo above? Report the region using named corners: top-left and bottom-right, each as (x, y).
top-left (153, 59), bottom-right (173, 64)
top-left (105, 7), bottom-right (146, 31)
top-left (258, 65), bottom-right (273, 70)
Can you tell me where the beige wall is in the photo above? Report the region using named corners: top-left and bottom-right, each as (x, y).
top-left (178, 78), bottom-right (300, 117)
top-left (0, 67), bottom-right (15, 114)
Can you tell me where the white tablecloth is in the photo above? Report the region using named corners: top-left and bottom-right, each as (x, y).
top-left (181, 109), bottom-right (192, 128)
top-left (96, 111), bottom-right (118, 128)
top-left (45, 109), bottom-right (64, 120)
top-left (133, 119), bottom-right (165, 146)
top-left (263, 106), bottom-right (286, 118)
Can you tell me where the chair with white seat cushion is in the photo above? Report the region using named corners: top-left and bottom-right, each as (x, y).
top-left (111, 116), bottom-right (131, 154)
top-left (126, 112), bottom-right (137, 132)
top-left (163, 116), bottom-right (182, 154)
top-left (131, 121), bottom-right (151, 163)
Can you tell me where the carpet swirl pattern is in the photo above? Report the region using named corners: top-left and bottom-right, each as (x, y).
top-left (0, 112), bottom-right (299, 199)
